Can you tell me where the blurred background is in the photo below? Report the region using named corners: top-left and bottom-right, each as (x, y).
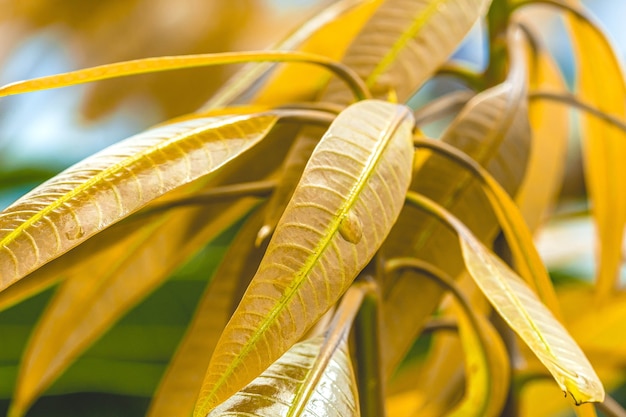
top-left (0, 0), bottom-right (624, 416)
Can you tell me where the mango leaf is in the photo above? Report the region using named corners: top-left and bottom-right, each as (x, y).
top-left (195, 99), bottom-right (415, 414)
top-left (385, 260), bottom-right (509, 417)
top-left (406, 191), bottom-right (605, 405)
top-left (205, 0), bottom-right (383, 108)
top-left (146, 207), bottom-right (267, 417)
top-left (324, 0), bottom-right (492, 104)
top-left (412, 136), bottom-right (561, 315)
top-left (461, 228), bottom-right (603, 404)
top-left (378, 39), bottom-right (531, 376)
top-left (0, 113), bottom-right (279, 290)
top-left (564, 4), bottom-right (626, 300)
top-left (8, 199), bottom-right (258, 417)
top-left (206, 335), bottom-right (358, 417)
top-left (206, 279), bottom-right (371, 417)
top-left (515, 25), bottom-right (569, 232)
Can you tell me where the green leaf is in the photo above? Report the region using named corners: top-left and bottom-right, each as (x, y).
top-left (195, 99), bottom-right (415, 414)
top-left (324, 0), bottom-right (493, 103)
top-left (0, 113), bottom-right (279, 290)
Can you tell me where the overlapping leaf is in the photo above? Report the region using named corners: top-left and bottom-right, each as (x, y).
top-left (206, 335), bottom-right (359, 417)
top-left (515, 26), bottom-right (569, 232)
top-left (146, 207), bottom-right (267, 417)
top-left (0, 113), bottom-right (279, 289)
top-left (379, 39), bottom-right (531, 375)
top-left (461, 232), bottom-right (603, 404)
top-left (324, 0), bottom-right (492, 104)
top-left (8, 200), bottom-right (258, 417)
top-left (195, 100), bottom-right (415, 414)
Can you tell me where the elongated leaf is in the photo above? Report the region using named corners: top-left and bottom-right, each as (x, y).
top-left (324, 0), bottom-right (492, 104)
top-left (206, 280), bottom-right (369, 417)
top-left (207, 335), bottom-right (359, 417)
top-left (461, 228), bottom-right (603, 404)
top-left (515, 27), bottom-right (569, 232)
top-left (8, 199), bottom-right (257, 417)
top-left (146, 207), bottom-right (267, 417)
top-left (564, 4), bottom-right (626, 300)
top-left (195, 100), bottom-right (414, 413)
top-left (406, 192), bottom-right (604, 404)
top-left (0, 113), bottom-right (279, 289)
top-left (379, 44), bottom-right (531, 376)
top-left (412, 137), bottom-right (561, 314)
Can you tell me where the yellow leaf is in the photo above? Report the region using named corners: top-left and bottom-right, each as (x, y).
top-left (565, 2), bottom-right (626, 300)
top-left (146, 207), bottom-right (267, 417)
top-left (406, 192), bottom-right (605, 405)
top-left (515, 25), bottom-right (569, 232)
top-left (324, 0), bottom-right (493, 103)
top-left (0, 113), bottom-right (279, 289)
top-left (379, 44), bottom-right (531, 376)
top-left (207, 335), bottom-right (359, 416)
top-left (195, 100), bottom-right (415, 414)
top-left (7, 200), bottom-right (257, 417)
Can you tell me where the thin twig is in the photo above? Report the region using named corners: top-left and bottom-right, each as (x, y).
top-left (529, 90), bottom-right (626, 133)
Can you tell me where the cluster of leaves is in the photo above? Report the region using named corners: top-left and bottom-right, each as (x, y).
top-left (1, 0), bottom-right (626, 416)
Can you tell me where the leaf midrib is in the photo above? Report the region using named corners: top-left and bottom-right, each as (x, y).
top-left (0, 115), bottom-right (272, 262)
top-left (205, 104), bottom-right (410, 408)
top-left (366, 0), bottom-right (446, 87)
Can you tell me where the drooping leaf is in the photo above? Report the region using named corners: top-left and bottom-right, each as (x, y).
top-left (195, 99), bottom-right (415, 414)
top-left (385, 259), bottom-right (509, 417)
top-left (379, 39), bottom-right (531, 376)
top-left (324, 0), bottom-right (492, 104)
top-left (146, 207), bottom-right (267, 417)
top-left (515, 24), bottom-right (569, 232)
top-left (412, 136), bottom-right (561, 314)
top-left (564, 3), bottom-right (626, 300)
top-left (461, 226), bottom-right (604, 404)
top-left (239, 0), bottom-right (383, 107)
top-left (206, 335), bottom-right (358, 417)
top-left (8, 199), bottom-right (258, 417)
top-left (406, 191), bottom-right (605, 405)
top-left (0, 113), bottom-right (279, 289)
top-left (206, 280), bottom-right (372, 417)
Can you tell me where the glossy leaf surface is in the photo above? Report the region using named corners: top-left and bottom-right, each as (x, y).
top-left (325, 0), bottom-right (492, 103)
top-left (207, 335), bottom-right (359, 417)
top-left (195, 100), bottom-right (414, 413)
top-left (0, 114), bottom-right (279, 289)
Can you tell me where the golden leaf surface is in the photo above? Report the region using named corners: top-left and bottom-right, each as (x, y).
top-left (457, 227), bottom-right (604, 404)
top-left (206, 335), bottom-right (359, 417)
top-left (407, 191), bottom-right (604, 405)
top-left (0, 113), bottom-right (279, 289)
top-left (195, 100), bottom-right (415, 414)
top-left (8, 200), bottom-right (258, 417)
top-left (564, 4), bottom-right (626, 300)
top-left (325, 0), bottom-right (492, 103)
top-left (379, 50), bottom-right (531, 376)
